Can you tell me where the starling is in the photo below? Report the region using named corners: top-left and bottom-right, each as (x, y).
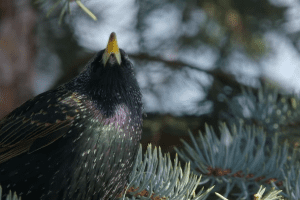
top-left (0, 32), bottom-right (143, 200)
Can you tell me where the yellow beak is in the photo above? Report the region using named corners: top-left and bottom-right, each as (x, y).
top-left (102, 32), bottom-right (122, 66)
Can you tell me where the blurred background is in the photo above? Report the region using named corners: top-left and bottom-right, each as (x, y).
top-left (1, 0), bottom-right (300, 154)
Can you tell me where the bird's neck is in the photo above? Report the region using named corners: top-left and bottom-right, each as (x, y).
top-left (65, 68), bottom-right (142, 119)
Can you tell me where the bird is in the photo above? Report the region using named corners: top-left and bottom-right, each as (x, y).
top-left (0, 32), bottom-right (143, 200)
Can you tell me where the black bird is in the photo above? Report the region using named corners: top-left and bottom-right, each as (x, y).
top-left (0, 32), bottom-right (143, 200)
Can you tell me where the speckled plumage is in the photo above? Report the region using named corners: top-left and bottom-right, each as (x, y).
top-left (0, 33), bottom-right (143, 200)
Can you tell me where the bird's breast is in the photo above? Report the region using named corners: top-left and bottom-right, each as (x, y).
top-left (44, 98), bottom-right (142, 200)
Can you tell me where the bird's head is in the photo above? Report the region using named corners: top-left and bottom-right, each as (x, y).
top-left (69, 32), bottom-right (142, 117)
top-left (88, 32), bottom-right (136, 84)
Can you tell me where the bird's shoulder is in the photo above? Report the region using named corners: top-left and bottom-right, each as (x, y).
top-left (0, 86), bottom-right (87, 163)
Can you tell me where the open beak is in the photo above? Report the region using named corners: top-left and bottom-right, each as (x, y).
top-left (102, 32), bottom-right (122, 66)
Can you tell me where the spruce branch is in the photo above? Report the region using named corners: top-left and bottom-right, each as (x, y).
top-left (270, 153), bottom-right (300, 200)
top-left (118, 144), bottom-right (214, 200)
top-left (74, 0), bottom-right (97, 21)
top-left (253, 186), bottom-right (283, 200)
top-left (175, 123), bottom-right (289, 199)
top-left (36, 0), bottom-right (97, 24)
top-left (222, 86), bottom-right (300, 138)
top-left (215, 185), bottom-right (284, 200)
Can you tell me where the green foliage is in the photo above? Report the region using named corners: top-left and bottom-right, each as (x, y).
top-left (221, 86), bottom-right (300, 147)
top-left (272, 152), bottom-right (300, 200)
top-left (119, 144), bottom-right (214, 200)
top-left (35, 0), bottom-right (97, 24)
top-left (216, 185), bottom-right (284, 200)
top-left (175, 123), bottom-right (289, 199)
